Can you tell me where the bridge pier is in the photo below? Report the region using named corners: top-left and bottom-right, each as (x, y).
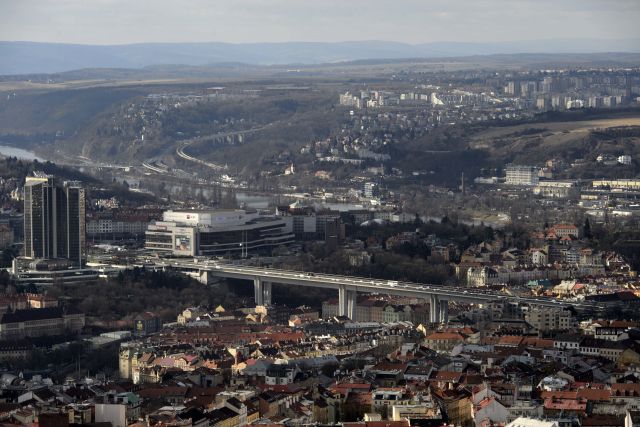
top-left (196, 270), bottom-right (221, 285)
top-left (439, 300), bottom-right (449, 324)
top-left (254, 277), bottom-right (272, 306)
top-left (263, 282), bottom-right (272, 306)
top-left (429, 295), bottom-right (441, 324)
top-left (254, 277), bottom-right (264, 306)
top-left (338, 285), bottom-right (346, 317)
top-left (197, 270), bottom-right (209, 284)
top-left (338, 285), bottom-right (357, 319)
top-left (347, 290), bottom-right (356, 320)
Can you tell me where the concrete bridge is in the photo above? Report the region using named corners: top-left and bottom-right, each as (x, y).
top-left (158, 260), bottom-right (604, 323)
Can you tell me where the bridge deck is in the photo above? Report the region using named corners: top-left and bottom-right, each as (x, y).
top-left (160, 260), bottom-right (604, 311)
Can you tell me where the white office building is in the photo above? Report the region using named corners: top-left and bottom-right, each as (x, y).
top-left (506, 165), bottom-right (540, 186)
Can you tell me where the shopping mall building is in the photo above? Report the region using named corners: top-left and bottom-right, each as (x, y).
top-left (145, 209), bottom-right (294, 257)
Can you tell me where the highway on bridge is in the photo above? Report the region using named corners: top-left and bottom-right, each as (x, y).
top-left (157, 259), bottom-right (604, 323)
top-left (175, 123), bottom-right (277, 172)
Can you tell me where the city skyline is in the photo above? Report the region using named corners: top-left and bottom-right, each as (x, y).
top-left (1, 0), bottom-right (640, 416)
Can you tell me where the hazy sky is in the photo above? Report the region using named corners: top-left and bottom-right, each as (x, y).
top-left (1, 0), bottom-right (639, 45)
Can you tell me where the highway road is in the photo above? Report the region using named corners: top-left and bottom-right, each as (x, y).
top-left (175, 123), bottom-right (276, 172)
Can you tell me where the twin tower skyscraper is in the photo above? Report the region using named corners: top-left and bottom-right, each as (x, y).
top-left (23, 173), bottom-right (86, 267)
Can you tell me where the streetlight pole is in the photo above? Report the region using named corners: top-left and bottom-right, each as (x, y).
top-left (240, 230), bottom-right (247, 258)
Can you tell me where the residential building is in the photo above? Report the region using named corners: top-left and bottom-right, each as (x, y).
top-left (524, 307), bottom-right (575, 333)
top-left (86, 208), bottom-right (162, 240)
top-left (432, 388), bottom-right (473, 427)
top-left (133, 312), bottom-right (162, 336)
top-left (371, 388), bottom-right (411, 410)
top-left (0, 340), bottom-right (31, 361)
top-left (391, 403), bottom-right (440, 421)
top-left (276, 204), bottom-right (342, 241)
top-left (0, 307), bottom-right (85, 339)
top-left (533, 181), bottom-right (578, 198)
top-left (551, 224), bottom-right (580, 239)
top-left (474, 397), bottom-right (509, 427)
top-left (507, 418), bottom-right (558, 427)
top-left (592, 180), bottom-right (640, 191)
top-left (425, 331), bottom-right (466, 352)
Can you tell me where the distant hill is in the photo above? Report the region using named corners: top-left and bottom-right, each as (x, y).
top-left (2, 39), bottom-right (640, 75)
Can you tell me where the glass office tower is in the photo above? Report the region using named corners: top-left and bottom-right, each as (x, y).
top-left (23, 174), bottom-right (86, 267)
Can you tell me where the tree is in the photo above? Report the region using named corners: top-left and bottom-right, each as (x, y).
top-left (1, 248), bottom-right (18, 268)
top-left (0, 270), bottom-right (10, 287)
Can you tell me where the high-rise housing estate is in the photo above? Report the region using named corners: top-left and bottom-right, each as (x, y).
top-left (23, 173), bottom-right (86, 267)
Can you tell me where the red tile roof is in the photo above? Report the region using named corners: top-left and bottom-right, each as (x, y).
top-left (432, 371), bottom-right (463, 382)
top-left (544, 398), bottom-right (586, 411)
top-left (577, 388), bottom-right (611, 402)
top-left (612, 383), bottom-right (640, 396)
top-left (344, 421), bottom-right (409, 427)
top-left (426, 332), bottom-right (465, 341)
top-left (497, 336), bottom-right (523, 346)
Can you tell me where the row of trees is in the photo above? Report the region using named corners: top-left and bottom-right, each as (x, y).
top-left (47, 268), bottom-right (236, 323)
